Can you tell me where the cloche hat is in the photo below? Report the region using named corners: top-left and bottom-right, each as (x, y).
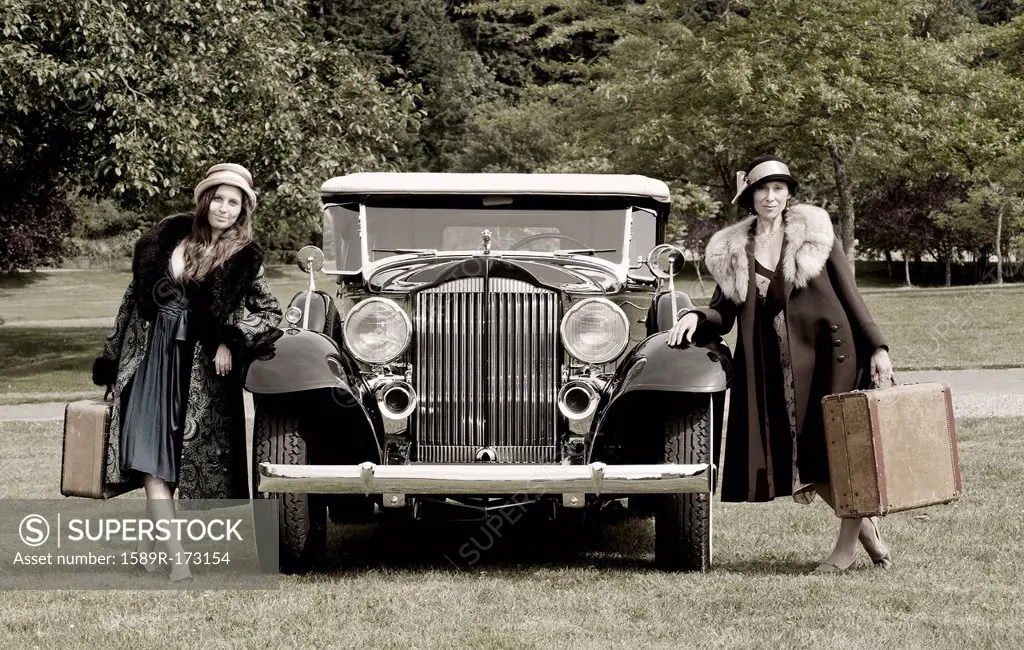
top-left (731, 155), bottom-right (800, 206)
top-left (193, 163), bottom-right (257, 210)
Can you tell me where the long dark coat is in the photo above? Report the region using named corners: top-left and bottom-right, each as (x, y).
top-left (92, 214), bottom-right (282, 499)
top-left (697, 204), bottom-right (887, 502)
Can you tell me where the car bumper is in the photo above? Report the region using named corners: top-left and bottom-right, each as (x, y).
top-left (257, 461), bottom-right (712, 498)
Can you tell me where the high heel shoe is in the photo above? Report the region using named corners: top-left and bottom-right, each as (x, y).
top-left (813, 555), bottom-right (857, 573)
top-left (169, 565), bottom-right (193, 583)
top-left (859, 517), bottom-right (893, 569)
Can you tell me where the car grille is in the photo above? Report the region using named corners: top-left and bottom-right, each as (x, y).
top-left (414, 277), bottom-right (559, 463)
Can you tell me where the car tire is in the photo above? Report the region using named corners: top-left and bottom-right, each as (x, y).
top-left (252, 396), bottom-right (327, 574)
top-left (654, 396), bottom-right (711, 572)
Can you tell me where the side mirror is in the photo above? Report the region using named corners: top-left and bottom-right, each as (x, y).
top-left (647, 244), bottom-right (686, 279)
top-left (297, 245), bottom-right (325, 274)
top-left (296, 246), bottom-right (326, 330)
top-left (647, 244), bottom-right (687, 327)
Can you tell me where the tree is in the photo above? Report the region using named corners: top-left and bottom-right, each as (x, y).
top-left (935, 182), bottom-right (1024, 284)
top-left (309, 0), bottom-right (498, 170)
top-left (0, 172), bottom-right (75, 273)
top-left (481, 0), bottom-right (1018, 277)
top-left (856, 176), bottom-right (957, 286)
top-left (671, 183), bottom-right (723, 296)
top-left (0, 0), bottom-right (418, 268)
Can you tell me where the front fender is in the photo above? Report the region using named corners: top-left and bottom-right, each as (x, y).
top-left (244, 327), bottom-right (386, 452)
top-left (590, 331), bottom-right (730, 465)
top-left (605, 331), bottom-right (731, 401)
top-left (244, 328), bottom-right (349, 394)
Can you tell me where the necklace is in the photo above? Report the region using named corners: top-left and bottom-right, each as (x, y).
top-left (754, 226), bottom-right (782, 247)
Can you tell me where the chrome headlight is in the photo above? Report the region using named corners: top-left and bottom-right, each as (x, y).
top-left (343, 298), bottom-right (411, 364)
top-left (559, 298), bottom-right (629, 364)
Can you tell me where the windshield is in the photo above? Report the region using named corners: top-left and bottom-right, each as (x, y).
top-left (362, 207), bottom-right (629, 265)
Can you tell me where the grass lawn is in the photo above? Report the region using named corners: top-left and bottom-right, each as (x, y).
top-left (0, 266), bottom-right (313, 324)
top-left (3, 272), bottom-right (1023, 401)
top-left (0, 267), bottom-right (313, 401)
top-left (0, 417), bottom-right (1018, 648)
top-left (863, 286), bottom-right (1024, 370)
top-left (0, 328), bottom-right (111, 397)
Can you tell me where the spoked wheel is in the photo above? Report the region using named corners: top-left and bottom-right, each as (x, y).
top-left (252, 396), bottom-right (327, 574)
top-left (654, 395), bottom-right (713, 572)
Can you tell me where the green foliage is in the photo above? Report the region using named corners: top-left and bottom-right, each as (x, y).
top-left (472, 0), bottom-right (1023, 275)
top-left (0, 0), bottom-right (418, 265)
top-left (668, 183), bottom-right (723, 251)
top-left (310, 0), bottom-right (498, 170)
top-left (451, 92), bottom-right (581, 172)
top-left (935, 182), bottom-right (1024, 251)
top-left (856, 176), bottom-right (967, 257)
top-left (3, 0), bottom-right (1024, 272)
top-left (974, 0), bottom-right (1024, 24)
top-left (0, 173), bottom-right (76, 273)
top-left (461, 0), bottom-right (626, 86)
top-left (67, 196), bottom-right (146, 239)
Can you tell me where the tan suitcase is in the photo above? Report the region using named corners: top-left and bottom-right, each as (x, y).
top-left (60, 396), bottom-right (134, 499)
top-left (823, 382), bottom-right (962, 518)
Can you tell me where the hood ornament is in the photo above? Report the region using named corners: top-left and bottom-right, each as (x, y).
top-left (481, 229), bottom-right (492, 254)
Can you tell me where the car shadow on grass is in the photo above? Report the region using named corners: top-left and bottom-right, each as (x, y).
top-left (315, 507), bottom-right (658, 574)
top-left (307, 507), bottom-right (814, 576)
top-left (710, 556), bottom-right (820, 576)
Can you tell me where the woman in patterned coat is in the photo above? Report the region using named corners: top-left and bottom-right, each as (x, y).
top-left (91, 163), bottom-right (282, 580)
top-left (668, 155), bottom-right (895, 572)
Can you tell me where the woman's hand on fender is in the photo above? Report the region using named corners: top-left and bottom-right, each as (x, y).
top-left (871, 347), bottom-right (894, 386)
top-left (667, 312), bottom-right (700, 348)
top-left (214, 344), bottom-right (233, 376)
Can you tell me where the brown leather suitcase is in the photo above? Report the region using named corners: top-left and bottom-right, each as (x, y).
top-left (60, 396), bottom-right (134, 499)
top-left (822, 382), bottom-right (962, 518)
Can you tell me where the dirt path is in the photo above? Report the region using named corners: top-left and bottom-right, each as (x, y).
top-left (0, 393), bottom-right (256, 422)
top-left (897, 368), bottom-right (1024, 419)
top-left (0, 318), bottom-right (114, 328)
top-left (0, 369), bottom-right (1021, 421)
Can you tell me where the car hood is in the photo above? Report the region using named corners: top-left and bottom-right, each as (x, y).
top-left (367, 255), bottom-right (622, 294)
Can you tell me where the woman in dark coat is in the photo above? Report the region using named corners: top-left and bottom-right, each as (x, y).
top-left (92, 163), bottom-right (282, 580)
top-left (668, 155), bottom-right (895, 572)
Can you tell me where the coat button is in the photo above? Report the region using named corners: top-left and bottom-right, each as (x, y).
top-left (833, 339), bottom-right (843, 347)
top-left (837, 355), bottom-right (847, 362)
top-left (830, 324), bottom-right (840, 332)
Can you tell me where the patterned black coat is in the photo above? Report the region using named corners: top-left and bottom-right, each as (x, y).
top-left (92, 214), bottom-right (282, 499)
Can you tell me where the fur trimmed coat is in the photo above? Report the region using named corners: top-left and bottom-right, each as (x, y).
top-left (91, 214), bottom-right (282, 499)
top-left (696, 204), bottom-right (887, 502)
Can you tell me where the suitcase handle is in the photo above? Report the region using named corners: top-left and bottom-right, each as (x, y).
top-left (103, 385), bottom-right (113, 401)
top-left (872, 374), bottom-right (897, 389)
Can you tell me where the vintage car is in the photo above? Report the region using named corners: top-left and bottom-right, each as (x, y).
top-left (245, 173), bottom-right (732, 573)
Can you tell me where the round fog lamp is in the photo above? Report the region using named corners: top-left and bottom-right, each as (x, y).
top-left (285, 306), bottom-right (302, 327)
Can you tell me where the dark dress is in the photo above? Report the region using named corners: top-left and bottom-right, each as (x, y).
top-left (119, 277), bottom-right (196, 486)
top-left (752, 259), bottom-right (815, 503)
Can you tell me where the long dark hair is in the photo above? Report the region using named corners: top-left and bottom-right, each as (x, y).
top-left (180, 186), bottom-right (254, 282)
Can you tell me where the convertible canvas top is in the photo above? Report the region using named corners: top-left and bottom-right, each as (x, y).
top-left (320, 172), bottom-right (671, 204)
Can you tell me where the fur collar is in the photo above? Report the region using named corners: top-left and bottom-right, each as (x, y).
top-left (704, 203), bottom-right (834, 304)
top-left (132, 214), bottom-right (263, 322)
